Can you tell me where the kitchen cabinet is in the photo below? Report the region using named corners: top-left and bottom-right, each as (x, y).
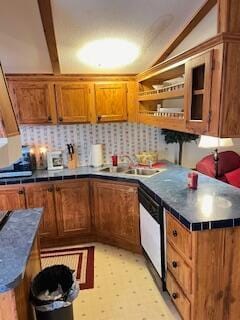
top-left (7, 76), bottom-right (135, 125)
top-left (137, 34), bottom-right (240, 137)
top-left (25, 184), bottom-right (58, 238)
top-left (9, 82), bottom-right (57, 124)
top-left (54, 180), bottom-right (91, 236)
top-left (94, 83), bottom-right (128, 122)
top-left (0, 64), bottom-right (19, 138)
top-left (166, 212), bottom-right (240, 320)
top-left (184, 51), bottom-right (213, 134)
top-left (0, 186), bottom-right (26, 210)
top-left (92, 180), bottom-right (140, 252)
top-left (55, 82), bottom-right (90, 123)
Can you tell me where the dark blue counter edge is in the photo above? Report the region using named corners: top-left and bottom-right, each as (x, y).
top-left (0, 173), bottom-right (237, 232)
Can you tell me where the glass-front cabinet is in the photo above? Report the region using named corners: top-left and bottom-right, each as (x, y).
top-left (184, 50), bottom-right (213, 134)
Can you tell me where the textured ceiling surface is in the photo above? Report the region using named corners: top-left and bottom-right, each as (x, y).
top-left (0, 0), bottom-right (207, 74)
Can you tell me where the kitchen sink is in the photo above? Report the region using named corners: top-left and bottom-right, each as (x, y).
top-left (99, 166), bottom-right (128, 173)
top-left (124, 168), bottom-right (162, 176)
top-left (99, 166), bottom-right (164, 177)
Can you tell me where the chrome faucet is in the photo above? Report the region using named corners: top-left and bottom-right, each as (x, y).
top-left (120, 155), bottom-right (138, 168)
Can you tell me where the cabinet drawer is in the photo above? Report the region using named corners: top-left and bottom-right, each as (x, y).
top-left (167, 242), bottom-right (192, 295)
top-left (167, 213), bottom-right (192, 260)
top-left (167, 271), bottom-right (191, 320)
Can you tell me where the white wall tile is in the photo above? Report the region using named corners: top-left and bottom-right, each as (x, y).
top-left (20, 123), bottom-right (164, 166)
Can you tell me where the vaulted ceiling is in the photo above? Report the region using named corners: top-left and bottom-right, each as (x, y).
top-left (0, 0), bottom-right (206, 74)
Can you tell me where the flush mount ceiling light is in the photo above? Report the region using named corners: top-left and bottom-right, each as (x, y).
top-left (77, 38), bottom-right (140, 68)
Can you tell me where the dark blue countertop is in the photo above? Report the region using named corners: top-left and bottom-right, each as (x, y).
top-left (0, 208), bottom-right (43, 293)
top-left (1, 162), bottom-right (240, 232)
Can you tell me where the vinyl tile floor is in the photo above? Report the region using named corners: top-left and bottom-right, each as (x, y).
top-left (72, 243), bottom-right (180, 320)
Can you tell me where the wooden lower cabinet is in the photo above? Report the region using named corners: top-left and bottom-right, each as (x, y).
top-left (25, 184), bottom-right (58, 238)
top-left (0, 179), bottom-right (140, 252)
top-left (92, 180), bottom-right (140, 252)
top-left (0, 186), bottom-right (26, 210)
top-left (54, 180), bottom-right (91, 236)
top-left (166, 213), bottom-right (240, 320)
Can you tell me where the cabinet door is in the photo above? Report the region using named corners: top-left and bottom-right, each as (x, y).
top-left (93, 181), bottom-right (140, 247)
top-left (0, 186), bottom-right (26, 210)
top-left (54, 180), bottom-right (91, 236)
top-left (95, 83), bottom-right (127, 122)
top-left (0, 65), bottom-right (19, 138)
top-left (25, 184), bottom-right (58, 238)
top-left (10, 82), bottom-right (57, 124)
top-left (184, 50), bottom-right (213, 134)
top-left (55, 83), bottom-right (90, 123)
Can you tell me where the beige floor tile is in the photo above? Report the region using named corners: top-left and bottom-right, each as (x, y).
top-left (71, 243), bottom-right (180, 320)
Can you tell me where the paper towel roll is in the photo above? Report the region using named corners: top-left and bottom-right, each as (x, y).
top-left (90, 144), bottom-right (103, 167)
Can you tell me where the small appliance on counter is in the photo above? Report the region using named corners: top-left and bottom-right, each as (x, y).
top-left (47, 151), bottom-right (64, 170)
top-left (89, 144), bottom-right (103, 167)
top-left (0, 145), bottom-right (36, 178)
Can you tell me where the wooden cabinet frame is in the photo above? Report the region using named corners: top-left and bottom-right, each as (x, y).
top-left (184, 50), bottom-right (213, 134)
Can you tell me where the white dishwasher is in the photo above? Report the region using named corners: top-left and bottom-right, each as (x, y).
top-left (139, 188), bottom-right (166, 289)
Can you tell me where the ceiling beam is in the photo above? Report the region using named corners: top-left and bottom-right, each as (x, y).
top-left (37, 0), bottom-right (60, 74)
top-left (151, 0), bottom-right (217, 67)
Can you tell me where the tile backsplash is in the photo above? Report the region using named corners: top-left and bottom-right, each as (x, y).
top-left (20, 123), bottom-right (165, 166)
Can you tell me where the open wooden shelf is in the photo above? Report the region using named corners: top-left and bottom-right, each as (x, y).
top-left (139, 110), bottom-right (184, 119)
top-left (138, 82), bottom-right (184, 101)
top-left (138, 111), bottom-right (185, 131)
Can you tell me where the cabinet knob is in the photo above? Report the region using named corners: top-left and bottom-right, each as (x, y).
top-left (55, 187), bottom-right (60, 192)
top-left (59, 117), bottom-right (63, 122)
top-left (172, 261), bottom-right (178, 268)
top-left (47, 116), bottom-right (52, 121)
top-left (18, 190), bottom-right (24, 195)
top-left (172, 292), bottom-right (178, 300)
top-left (97, 115), bottom-right (102, 121)
top-left (172, 230), bottom-right (178, 237)
top-left (47, 187), bottom-right (53, 192)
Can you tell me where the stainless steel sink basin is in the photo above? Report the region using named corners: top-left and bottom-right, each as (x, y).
top-left (99, 166), bottom-right (128, 173)
top-left (99, 166), bottom-right (165, 177)
top-left (124, 168), bottom-right (161, 176)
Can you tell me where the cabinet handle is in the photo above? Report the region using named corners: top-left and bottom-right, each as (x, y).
top-left (59, 117), bottom-right (63, 122)
top-left (47, 187), bottom-right (53, 192)
top-left (172, 230), bottom-right (178, 237)
top-left (172, 261), bottom-right (178, 268)
top-left (47, 116), bottom-right (52, 121)
top-left (172, 292), bottom-right (178, 300)
top-left (18, 190), bottom-right (24, 195)
top-left (55, 187), bottom-right (60, 192)
top-left (97, 115), bottom-right (102, 121)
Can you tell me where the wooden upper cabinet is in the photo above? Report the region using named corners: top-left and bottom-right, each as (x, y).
top-left (94, 83), bottom-right (128, 122)
top-left (25, 184), bottom-right (58, 238)
top-left (0, 65), bottom-right (19, 138)
top-left (93, 180), bottom-right (140, 249)
top-left (184, 50), bottom-right (213, 134)
top-left (55, 82), bottom-right (90, 123)
top-left (0, 186), bottom-right (26, 210)
top-left (54, 180), bottom-right (91, 236)
top-left (9, 81), bottom-right (57, 124)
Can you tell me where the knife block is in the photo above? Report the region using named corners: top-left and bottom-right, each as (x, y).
top-left (67, 153), bottom-right (78, 169)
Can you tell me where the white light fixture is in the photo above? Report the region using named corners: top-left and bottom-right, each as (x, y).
top-left (77, 38), bottom-right (140, 69)
top-left (198, 135), bottom-right (233, 177)
top-left (198, 136), bottom-right (233, 149)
